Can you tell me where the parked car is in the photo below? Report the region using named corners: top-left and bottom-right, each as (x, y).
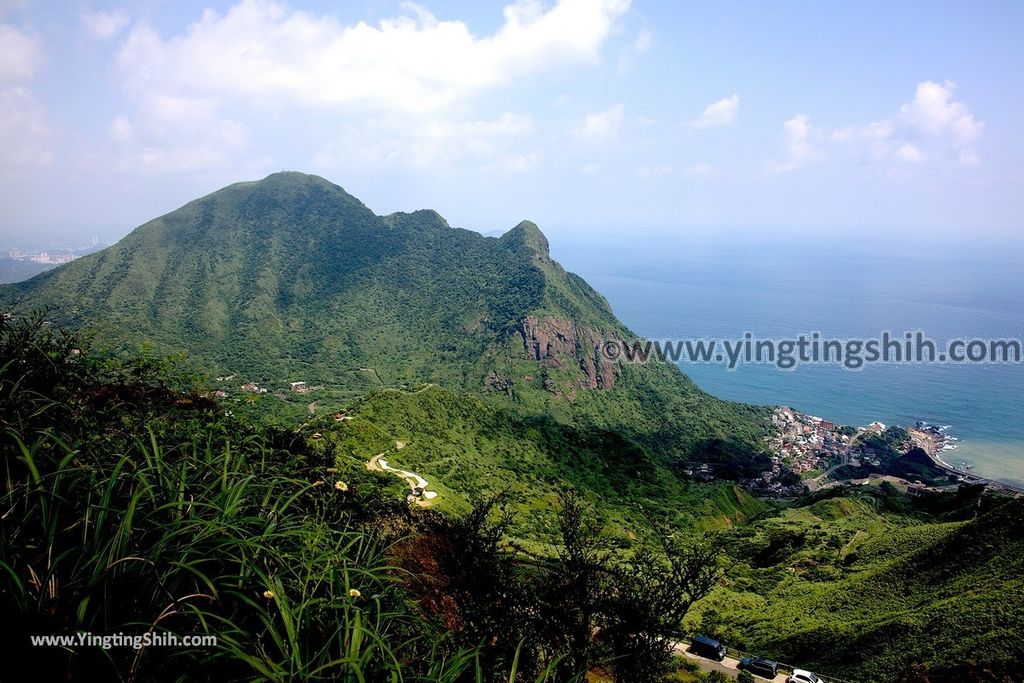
top-left (739, 657), bottom-right (780, 678)
top-left (689, 635), bottom-right (726, 661)
top-left (789, 670), bottom-right (821, 683)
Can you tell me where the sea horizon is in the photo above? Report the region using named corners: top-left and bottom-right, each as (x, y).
top-left (556, 237), bottom-right (1024, 488)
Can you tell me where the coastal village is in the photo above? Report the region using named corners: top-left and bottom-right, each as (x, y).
top-left (736, 406), bottom-right (1024, 499)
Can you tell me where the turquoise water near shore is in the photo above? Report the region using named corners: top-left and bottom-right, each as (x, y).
top-left (556, 239), bottom-right (1024, 488)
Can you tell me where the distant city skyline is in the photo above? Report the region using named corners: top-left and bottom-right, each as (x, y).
top-left (1, 0), bottom-right (1022, 246)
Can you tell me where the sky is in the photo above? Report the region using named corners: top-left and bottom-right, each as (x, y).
top-left (1, 0), bottom-right (1023, 249)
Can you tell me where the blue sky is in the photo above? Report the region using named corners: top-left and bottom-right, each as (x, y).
top-left (1, 0), bottom-right (1022, 247)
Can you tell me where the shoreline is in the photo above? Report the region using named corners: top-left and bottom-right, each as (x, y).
top-left (908, 426), bottom-right (1024, 496)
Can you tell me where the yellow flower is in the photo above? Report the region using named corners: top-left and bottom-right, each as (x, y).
top-left (334, 481), bottom-right (349, 492)
top-left (348, 588), bottom-right (361, 598)
top-left (263, 590), bottom-right (275, 599)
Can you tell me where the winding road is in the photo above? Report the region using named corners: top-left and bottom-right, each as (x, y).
top-left (366, 443), bottom-right (438, 504)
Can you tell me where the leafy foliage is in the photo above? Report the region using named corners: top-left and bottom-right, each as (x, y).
top-left (310, 384), bottom-right (770, 547)
top-left (0, 315), bottom-right (501, 681)
top-left (389, 489), bottom-right (721, 683)
top-left (686, 486), bottom-right (1024, 682)
top-left (0, 316), bottom-right (722, 682)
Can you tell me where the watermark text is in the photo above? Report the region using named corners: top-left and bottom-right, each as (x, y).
top-left (30, 631), bottom-right (217, 650)
top-left (601, 332), bottom-right (1022, 370)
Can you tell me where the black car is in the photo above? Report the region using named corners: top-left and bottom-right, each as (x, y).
top-left (739, 657), bottom-right (780, 678)
top-left (689, 635), bottom-right (727, 661)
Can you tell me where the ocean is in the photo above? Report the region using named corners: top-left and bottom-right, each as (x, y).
top-left (554, 236), bottom-right (1024, 488)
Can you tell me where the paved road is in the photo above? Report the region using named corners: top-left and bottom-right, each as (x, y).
top-left (366, 446), bottom-right (438, 503)
top-left (805, 463), bottom-right (846, 492)
top-left (674, 644), bottom-right (788, 682)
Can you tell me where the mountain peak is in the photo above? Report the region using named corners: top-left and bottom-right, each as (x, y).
top-left (501, 220), bottom-right (549, 255)
top-left (205, 171), bottom-right (371, 220)
top-left (382, 209), bottom-right (450, 233)
top-left (0, 177), bottom-right (598, 396)
top-left (260, 170), bottom-right (334, 185)
top-left (229, 171), bottom-right (356, 199)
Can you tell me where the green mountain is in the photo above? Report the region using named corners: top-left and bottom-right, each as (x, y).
top-left (0, 171), bottom-right (769, 463)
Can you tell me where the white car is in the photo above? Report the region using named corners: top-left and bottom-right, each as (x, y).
top-left (788, 670), bottom-right (821, 683)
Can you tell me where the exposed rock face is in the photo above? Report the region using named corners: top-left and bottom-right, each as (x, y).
top-left (516, 315), bottom-right (621, 394)
top-left (484, 370), bottom-right (514, 396)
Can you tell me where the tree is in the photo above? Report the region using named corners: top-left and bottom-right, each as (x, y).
top-left (600, 529), bottom-right (723, 682)
top-left (546, 489), bottom-right (612, 678)
top-left (393, 492), bottom-right (537, 678)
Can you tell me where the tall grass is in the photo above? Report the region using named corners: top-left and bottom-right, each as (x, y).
top-left (0, 316), bottom-right (534, 682)
top-left (0, 316), bottom-right (697, 683)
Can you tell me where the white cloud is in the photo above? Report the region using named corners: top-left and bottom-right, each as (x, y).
top-left (577, 103), bottom-right (624, 140)
top-left (900, 81), bottom-right (981, 142)
top-left (692, 94), bottom-right (739, 128)
top-left (432, 112), bottom-right (534, 140)
top-left (895, 142), bottom-right (924, 163)
top-left (632, 29), bottom-right (652, 54)
top-left (636, 163), bottom-right (671, 177)
top-left (771, 113), bottom-right (817, 172)
top-left (899, 80), bottom-right (982, 164)
top-left (829, 126), bottom-right (854, 143)
top-left (616, 25), bottom-right (651, 73)
top-left (116, 0), bottom-right (630, 113)
top-left (107, 0), bottom-right (628, 174)
top-left (0, 22), bottom-right (42, 83)
top-left (109, 114), bottom-right (134, 143)
top-left (578, 163), bottom-right (600, 174)
top-left (485, 150), bottom-right (543, 173)
top-left (108, 94), bottom-right (250, 172)
top-left (0, 23), bottom-right (50, 173)
top-left (685, 162), bottom-right (712, 177)
top-left (81, 9), bottom-right (130, 40)
top-left (831, 80), bottom-right (983, 167)
top-left (783, 114), bottom-right (812, 151)
top-left (315, 112), bottom-right (536, 170)
top-left (0, 86), bottom-right (52, 169)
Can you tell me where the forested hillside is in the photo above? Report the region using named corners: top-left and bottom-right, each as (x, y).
top-left (0, 172), bottom-right (770, 466)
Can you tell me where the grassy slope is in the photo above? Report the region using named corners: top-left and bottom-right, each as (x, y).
top-left (310, 385), bottom-right (770, 553)
top-left (315, 386), bottom-right (1024, 681)
top-left (0, 318), bottom-right (474, 682)
top-left (686, 488), bottom-right (1024, 681)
